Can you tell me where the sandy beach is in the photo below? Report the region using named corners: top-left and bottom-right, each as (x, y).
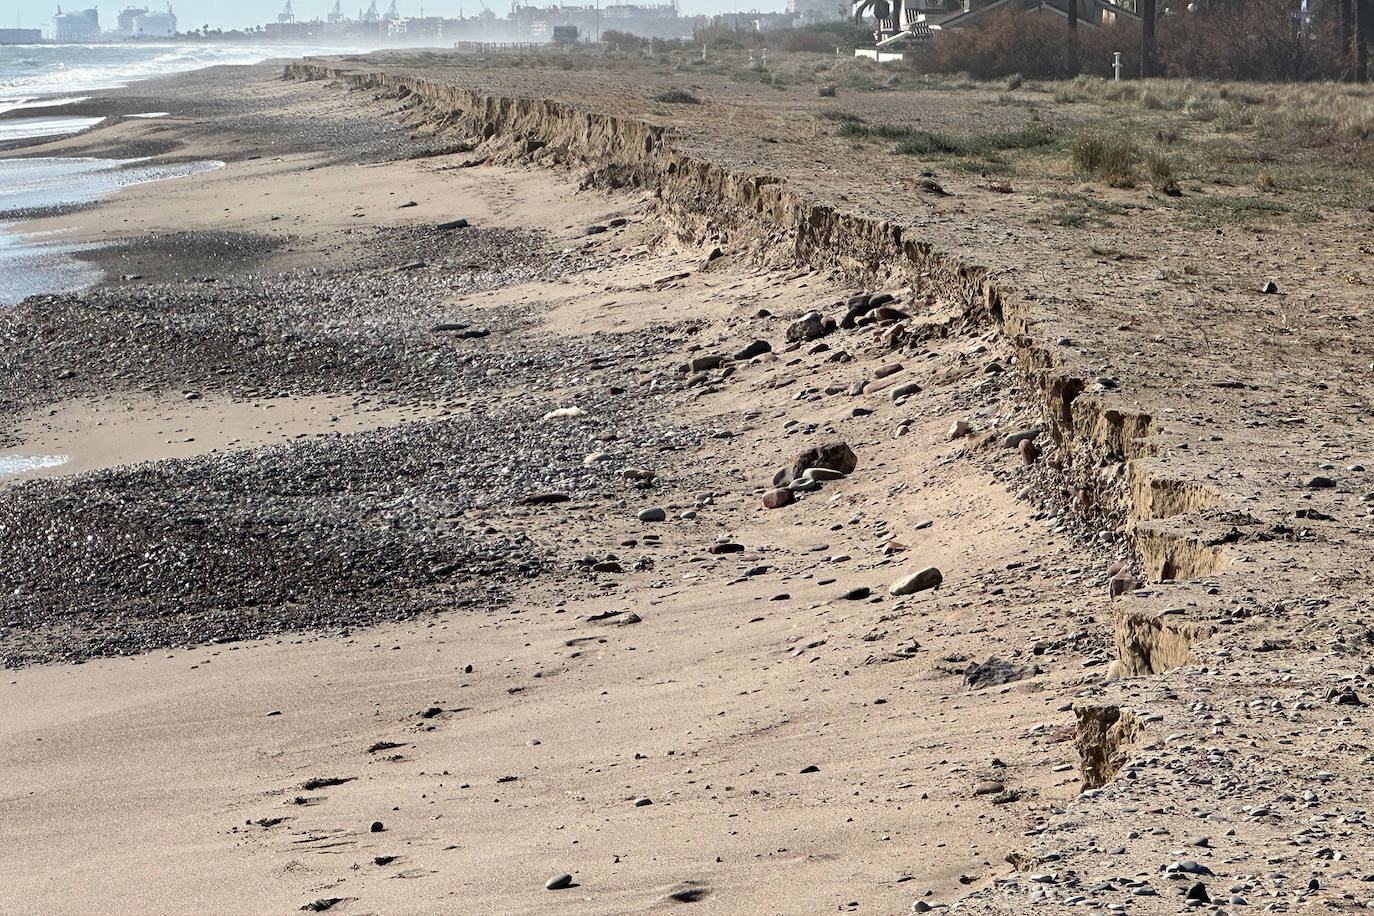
top-left (3, 48), bottom-right (1374, 916)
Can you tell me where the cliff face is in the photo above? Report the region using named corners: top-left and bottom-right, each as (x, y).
top-left (287, 61), bottom-right (1228, 675)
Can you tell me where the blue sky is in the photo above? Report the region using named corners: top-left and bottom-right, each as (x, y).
top-left (10, 0), bottom-right (736, 32)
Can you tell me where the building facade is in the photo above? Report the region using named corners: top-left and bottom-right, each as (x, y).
top-left (53, 7), bottom-right (101, 41)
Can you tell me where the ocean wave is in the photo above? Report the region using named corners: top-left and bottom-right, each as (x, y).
top-left (0, 43), bottom-right (376, 105)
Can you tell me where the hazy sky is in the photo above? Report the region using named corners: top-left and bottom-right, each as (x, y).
top-left (9, 0), bottom-right (735, 32)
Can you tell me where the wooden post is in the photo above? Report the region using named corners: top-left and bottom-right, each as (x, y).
top-left (1140, 0), bottom-right (1157, 79)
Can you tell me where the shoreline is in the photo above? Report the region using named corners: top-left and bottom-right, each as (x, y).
top-left (0, 61), bottom-right (1081, 913)
top-left (4, 48), bottom-right (1374, 916)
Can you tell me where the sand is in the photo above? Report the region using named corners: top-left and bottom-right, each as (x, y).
top-left (3, 49), bottom-right (1373, 916)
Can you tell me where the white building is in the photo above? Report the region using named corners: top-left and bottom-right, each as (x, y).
top-left (133, 9), bottom-right (178, 35)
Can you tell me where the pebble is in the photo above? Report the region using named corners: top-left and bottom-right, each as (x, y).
top-left (890, 381), bottom-right (922, 401)
top-left (638, 507), bottom-right (667, 522)
top-left (545, 874), bottom-right (573, 890)
top-left (889, 567), bottom-right (943, 595)
top-left (762, 487), bottom-right (795, 509)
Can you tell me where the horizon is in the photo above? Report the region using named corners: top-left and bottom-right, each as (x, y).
top-left (7, 0), bottom-right (785, 33)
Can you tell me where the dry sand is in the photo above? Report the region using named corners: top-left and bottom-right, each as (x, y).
top-left (2, 51), bottom-right (1372, 916)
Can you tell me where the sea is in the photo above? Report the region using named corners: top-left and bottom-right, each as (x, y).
top-left (0, 42), bottom-right (370, 306)
top-left (0, 42), bottom-right (382, 478)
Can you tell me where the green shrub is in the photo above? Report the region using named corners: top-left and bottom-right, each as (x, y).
top-left (1071, 134), bottom-right (1137, 185)
top-left (654, 88), bottom-right (700, 104)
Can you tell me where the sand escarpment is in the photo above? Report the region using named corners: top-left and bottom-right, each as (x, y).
top-left (286, 60), bottom-right (1224, 598)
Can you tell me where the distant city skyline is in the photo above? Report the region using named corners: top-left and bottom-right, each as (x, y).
top-left (10, 0), bottom-right (762, 33)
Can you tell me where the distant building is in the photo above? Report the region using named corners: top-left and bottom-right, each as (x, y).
top-left (133, 9), bottom-right (177, 35)
top-left (118, 7), bottom-right (150, 36)
top-left (934, 0), bottom-right (1139, 30)
top-left (0, 28), bottom-right (43, 43)
top-left (264, 19), bottom-right (312, 37)
top-left (53, 6), bottom-right (101, 41)
top-left (788, 0), bottom-right (844, 23)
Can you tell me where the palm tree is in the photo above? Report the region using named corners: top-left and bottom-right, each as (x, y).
top-left (852, 0), bottom-right (895, 32)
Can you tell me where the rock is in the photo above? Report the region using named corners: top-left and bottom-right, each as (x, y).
top-left (545, 874), bottom-right (574, 890)
top-left (1003, 429), bottom-right (1040, 449)
top-left (686, 371), bottom-right (710, 387)
top-left (842, 587), bottom-right (871, 600)
top-left (786, 312), bottom-right (828, 342)
top-left (800, 765), bottom-right (820, 773)
top-left (586, 224), bottom-right (609, 235)
top-left (1185, 882), bottom-right (1210, 903)
top-left (708, 543), bottom-right (745, 554)
top-left (772, 466), bottom-right (791, 487)
top-left (802, 467), bottom-right (847, 482)
top-left (890, 382), bottom-right (922, 401)
top-left (734, 339), bottom-right (772, 360)
top-left (516, 492), bottom-right (570, 506)
top-left (542, 407), bottom-right (585, 421)
top-left (436, 218), bottom-right (470, 230)
top-left (870, 305), bottom-right (909, 322)
top-left (791, 442), bottom-right (857, 478)
top-left (963, 656), bottom-right (1039, 689)
top-left (948, 419), bottom-right (972, 440)
top-left (973, 780), bottom-right (1004, 796)
top-left (873, 363), bottom-right (903, 379)
top-left (1261, 279), bottom-right (1278, 294)
top-left (592, 561), bottom-right (623, 573)
top-left (883, 540), bottom-right (907, 555)
top-left (889, 567), bottom-right (943, 595)
top-left (1305, 475), bottom-right (1337, 489)
top-left (789, 477), bottom-right (821, 492)
top-left (1108, 576), bottom-right (1142, 598)
top-left (588, 610), bottom-right (641, 627)
top-left (1018, 438), bottom-right (1040, 465)
top-left (664, 881), bottom-right (710, 903)
top-left (763, 487), bottom-right (795, 509)
top-left (638, 507), bottom-right (667, 522)
top-left (840, 295), bottom-right (873, 328)
top-left (689, 355), bottom-right (723, 372)
top-left (634, 797), bottom-right (653, 806)
top-left (370, 821), bottom-right (385, 832)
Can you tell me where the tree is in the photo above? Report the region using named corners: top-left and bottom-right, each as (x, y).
top-left (1359, 0), bottom-right (1371, 81)
top-left (1140, 0), bottom-right (1157, 77)
top-left (1067, 0), bottom-right (1079, 76)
